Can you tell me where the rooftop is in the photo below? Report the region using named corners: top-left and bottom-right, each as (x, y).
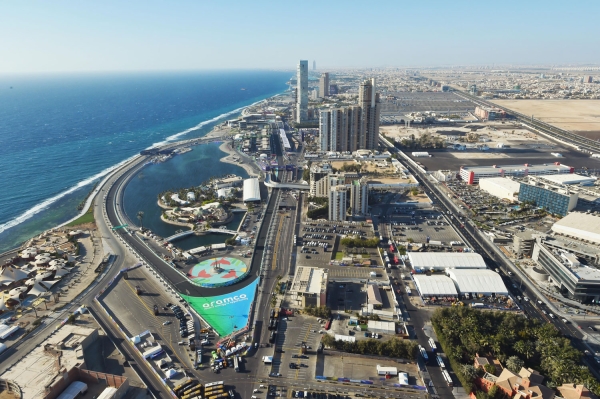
top-left (461, 163), bottom-right (573, 174)
top-left (447, 269), bottom-right (509, 295)
top-left (552, 212), bottom-right (600, 245)
top-left (413, 275), bottom-right (458, 296)
top-left (289, 266), bottom-right (327, 295)
top-left (408, 252), bottom-right (487, 270)
top-left (479, 177), bottom-right (521, 191)
top-left (0, 324), bottom-right (96, 399)
top-left (538, 173), bottom-right (596, 186)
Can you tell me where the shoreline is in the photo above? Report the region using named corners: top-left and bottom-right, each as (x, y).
top-left (1, 92), bottom-right (278, 253)
top-left (218, 141), bottom-right (261, 178)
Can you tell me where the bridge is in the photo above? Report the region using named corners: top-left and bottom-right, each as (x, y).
top-left (206, 228), bottom-right (240, 236)
top-left (264, 174), bottom-right (310, 190)
top-left (165, 230), bottom-right (194, 242)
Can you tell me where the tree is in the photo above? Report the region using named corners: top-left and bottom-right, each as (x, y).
top-left (462, 364), bottom-right (478, 381)
top-left (506, 356), bottom-right (524, 373)
top-left (322, 334), bottom-right (335, 347)
top-left (137, 211), bottom-right (145, 231)
top-left (483, 363), bottom-right (497, 375)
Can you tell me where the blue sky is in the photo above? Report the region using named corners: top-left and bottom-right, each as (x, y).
top-left (1, 0), bottom-right (599, 73)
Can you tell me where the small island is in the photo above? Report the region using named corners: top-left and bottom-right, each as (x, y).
top-left (157, 174), bottom-right (245, 231)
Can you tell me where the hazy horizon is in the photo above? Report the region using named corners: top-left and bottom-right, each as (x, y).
top-left (1, 0), bottom-right (599, 74)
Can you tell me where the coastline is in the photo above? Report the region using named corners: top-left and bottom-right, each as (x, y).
top-left (218, 141), bottom-right (261, 178)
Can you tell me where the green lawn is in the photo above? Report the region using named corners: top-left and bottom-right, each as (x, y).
top-left (67, 207), bottom-right (95, 227)
top-left (334, 252), bottom-right (345, 260)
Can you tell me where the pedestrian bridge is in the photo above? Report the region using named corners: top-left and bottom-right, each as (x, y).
top-left (264, 174), bottom-right (310, 190)
top-left (165, 230), bottom-right (194, 242)
top-left (207, 228), bottom-right (239, 235)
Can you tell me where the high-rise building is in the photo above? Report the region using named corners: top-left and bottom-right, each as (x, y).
top-left (319, 106), bottom-right (360, 152)
top-left (319, 73), bottom-right (330, 98)
top-left (296, 60), bottom-right (308, 123)
top-left (329, 185), bottom-right (347, 221)
top-left (584, 75), bottom-right (594, 83)
top-left (358, 78), bottom-right (380, 150)
top-left (313, 60), bottom-right (316, 70)
top-left (350, 178), bottom-right (369, 216)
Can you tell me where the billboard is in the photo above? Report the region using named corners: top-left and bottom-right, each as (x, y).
top-left (182, 279), bottom-right (258, 336)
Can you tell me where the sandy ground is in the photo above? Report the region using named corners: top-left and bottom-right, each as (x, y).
top-left (492, 100), bottom-right (600, 135)
top-left (219, 142), bottom-right (260, 177)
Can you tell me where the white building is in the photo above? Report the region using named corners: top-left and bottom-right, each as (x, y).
top-left (479, 177), bottom-right (521, 201)
top-left (460, 163), bottom-right (574, 184)
top-left (408, 252), bottom-right (487, 272)
top-left (350, 178), bottom-right (369, 216)
top-left (328, 185), bottom-right (347, 221)
top-left (447, 269), bottom-right (508, 296)
top-left (367, 320), bottom-right (397, 334)
top-left (537, 173), bottom-right (596, 186)
top-left (242, 178), bottom-right (261, 202)
top-left (413, 275), bottom-right (458, 297)
top-left (552, 212), bottom-right (600, 245)
top-left (296, 60), bottom-right (308, 123)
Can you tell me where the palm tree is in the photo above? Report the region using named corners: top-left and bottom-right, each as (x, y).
top-left (137, 211), bottom-right (144, 231)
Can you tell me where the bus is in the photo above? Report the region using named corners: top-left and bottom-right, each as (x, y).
top-left (149, 350), bottom-right (164, 360)
top-left (428, 338), bottom-right (437, 352)
top-left (233, 355), bottom-right (240, 372)
top-left (205, 384), bottom-right (224, 394)
top-left (436, 355), bottom-right (445, 369)
top-left (205, 388), bottom-right (224, 397)
top-left (173, 379), bottom-right (194, 396)
top-left (442, 370), bottom-right (453, 387)
top-left (181, 382), bottom-right (201, 396)
top-left (182, 388), bottom-right (203, 399)
top-left (418, 345), bottom-right (428, 360)
top-left (207, 394), bottom-right (229, 399)
top-left (204, 381), bottom-right (224, 389)
top-left (324, 320), bottom-right (331, 330)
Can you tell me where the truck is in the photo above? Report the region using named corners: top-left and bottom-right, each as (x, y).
top-left (135, 286), bottom-right (142, 295)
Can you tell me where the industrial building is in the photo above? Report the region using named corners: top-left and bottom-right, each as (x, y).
top-left (408, 252), bottom-right (487, 272)
top-left (0, 324), bottom-right (129, 399)
top-left (447, 269), bottom-right (509, 297)
top-left (518, 181), bottom-right (578, 216)
top-left (532, 236), bottom-right (600, 303)
top-left (479, 177), bottom-right (521, 201)
top-left (367, 320), bottom-right (397, 335)
top-left (289, 266), bottom-right (328, 307)
top-left (242, 177), bottom-right (261, 202)
top-left (413, 275), bottom-right (458, 298)
top-left (460, 163), bottom-right (574, 185)
top-left (551, 212), bottom-right (600, 245)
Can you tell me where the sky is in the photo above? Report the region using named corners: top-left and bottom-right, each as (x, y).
top-left (1, 0), bottom-right (599, 73)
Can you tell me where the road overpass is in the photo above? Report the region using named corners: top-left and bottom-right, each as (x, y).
top-left (264, 173), bottom-right (309, 189)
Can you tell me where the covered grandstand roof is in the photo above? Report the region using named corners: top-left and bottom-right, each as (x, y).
top-left (447, 269), bottom-right (508, 295)
top-left (408, 252), bottom-right (487, 270)
top-left (413, 275), bottom-right (458, 297)
top-left (367, 284), bottom-right (383, 306)
top-left (243, 178), bottom-right (261, 202)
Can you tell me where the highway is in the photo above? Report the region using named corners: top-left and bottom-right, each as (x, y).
top-left (385, 142), bottom-right (600, 381)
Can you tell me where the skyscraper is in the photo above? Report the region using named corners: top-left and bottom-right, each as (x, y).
top-left (350, 178), bottom-right (369, 217)
top-left (319, 106), bottom-right (360, 152)
top-left (296, 60), bottom-right (308, 123)
top-left (328, 185), bottom-right (347, 221)
top-left (319, 73), bottom-right (330, 98)
top-left (358, 78), bottom-right (380, 150)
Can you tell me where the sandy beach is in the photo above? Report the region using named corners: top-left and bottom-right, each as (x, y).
top-left (219, 142), bottom-right (261, 178)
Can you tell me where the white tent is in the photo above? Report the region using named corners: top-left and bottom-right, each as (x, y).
top-left (39, 280), bottom-right (61, 290)
top-left (28, 283), bottom-right (48, 297)
top-left (165, 368), bottom-right (178, 379)
top-left (55, 268), bottom-right (71, 277)
top-left (0, 267), bottom-right (29, 283)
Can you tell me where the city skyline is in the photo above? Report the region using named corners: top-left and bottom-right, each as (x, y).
top-left (1, 0), bottom-right (600, 74)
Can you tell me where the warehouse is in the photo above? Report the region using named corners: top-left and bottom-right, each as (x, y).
top-left (551, 212), bottom-right (600, 245)
top-left (242, 177), bottom-right (261, 202)
top-left (479, 177), bottom-right (521, 201)
top-left (460, 163), bottom-right (574, 184)
top-left (413, 275), bottom-right (458, 298)
top-left (408, 252), bottom-right (487, 272)
top-left (367, 284), bottom-right (383, 307)
top-left (447, 269), bottom-right (508, 296)
top-left (367, 320), bottom-right (397, 335)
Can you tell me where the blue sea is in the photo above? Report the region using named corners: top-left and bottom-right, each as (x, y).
top-left (0, 71), bottom-right (290, 252)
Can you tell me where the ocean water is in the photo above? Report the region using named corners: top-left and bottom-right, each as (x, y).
top-left (0, 71), bottom-right (290, 252)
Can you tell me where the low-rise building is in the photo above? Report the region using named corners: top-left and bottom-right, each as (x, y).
top-left (460, 163), bottom-right (574, 185)
top-left (551, 212), bottom-right (600, 245)
top-left (289, 266), bottom-right (328, 307)
top-left (480, 177), bottom-right (521, 201)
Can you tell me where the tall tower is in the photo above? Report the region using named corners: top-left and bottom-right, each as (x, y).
top-left (328, 185), bottom-right (347, 221)
top-left (296, 60), bottom-right (308, 123)
top-left (350, 178), bottom-right (369, 217)
top-left (319, 73), bottom-right (330, 98)
top-left (359, 78), bottom-right (380, 150)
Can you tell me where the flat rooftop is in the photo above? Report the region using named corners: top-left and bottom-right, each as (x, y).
top-left (539, 173), bottom-right (597, 185)
top-left (0, 324), bottom-right (96, 399)
top-left (552, 212), bottom-right (600, 244)
top-left (289, 266), bottom-right (328, 295)
top-left (408, 252), bottom-right (487, 270)
top-left (480, 177), bottom-right (521, 191)
top-left (462, 163), bottom-right (573, 174)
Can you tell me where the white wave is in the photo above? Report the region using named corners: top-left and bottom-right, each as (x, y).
top-left (0, 154), bottom-right (138, 235)
top-left (0, 97), bottom-right (267, 236)
top-left (148, 98), bottom-right (266, 148)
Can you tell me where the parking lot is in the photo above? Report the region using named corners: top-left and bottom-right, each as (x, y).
top-left (270, 314), bottom-right (323, 382)
top-left (388, 212), bottom-right (463, 246)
